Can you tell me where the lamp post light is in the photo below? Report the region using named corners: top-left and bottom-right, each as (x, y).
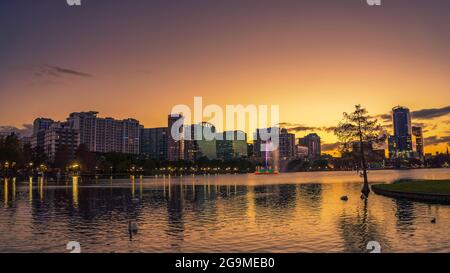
top-left (5, 161), bottom-right (10, 178)
top-left (29, 162), bottom-right (34, 177)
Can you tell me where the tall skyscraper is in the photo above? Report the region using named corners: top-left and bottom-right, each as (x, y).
top-left (167, 114), bottom-right (184, 161)
top-left (67, 111), bottom-right (140, 154)
top-left (412, 126), bottom-right (424, 159)
top-left (392, 106), bottom-right (413, 156)
top-left (298, 133), bottom-right (321, 159)
top-left (140, 127), bottom-right (168, 161)
top-left (67, 111), bottom-right (97, 151)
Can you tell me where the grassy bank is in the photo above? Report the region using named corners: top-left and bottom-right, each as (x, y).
top-left (374, 179), bottom-right (450, 195)
top-left (372, 179), bottom-right (450, 204)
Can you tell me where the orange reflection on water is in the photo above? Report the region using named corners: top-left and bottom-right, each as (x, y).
top-left (4, 178), bottom-right (8, 208)
top-left (72, 176), bottom-right (79, 208)
top-left (29, 177), bottom-right (33, 204)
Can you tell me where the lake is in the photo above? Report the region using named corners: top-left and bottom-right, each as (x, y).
top-left (1, 169), bottom-right (450, 253)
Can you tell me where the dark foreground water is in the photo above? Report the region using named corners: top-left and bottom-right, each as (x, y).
top-left (1, 169), bottom-right (450, 253)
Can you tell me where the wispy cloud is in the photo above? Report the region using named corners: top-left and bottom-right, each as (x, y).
top-left (424, 135), bottom-right (450, 146)
top-left (278, 122), bottom-right (335, 133)
top-left (322, 142), bottom-right (340, 151)
top-left (378, 105), bottom-right (450, 123)
top-left (377, 113), bottom-right (392, 122)
top-left (412, 106), bottom-right (450, 120)
top-left (34, 65), bottom-right (93, 78)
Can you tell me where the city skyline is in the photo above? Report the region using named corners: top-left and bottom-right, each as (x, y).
top-left (1, 0), bottom-right (449, 155)
top-left (1, 104), bottom-right (448, 156)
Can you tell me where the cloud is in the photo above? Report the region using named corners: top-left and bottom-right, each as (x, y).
top-left (288, 126), bottom-right (319, 132)
top-left (424, 135), bottom-right (450, 146)
top-left (321, 126), bottom-right (337, 133)
top-left (412, 106), bottom-right (450, 120)
top-left (322, 142), bottom-right (340, 151)
top-left (377, 114), bottom-right (392, 122)
top-left (34, 65), bottom-right (93, 78)
top-left (0, 124), bottom-right (33, 137)
top-left (377, 105), bottom-right (450, 124)
top-left (279, 122), bottom-right (335, 133)
top-left (412, 122), bottom-right (426, 128)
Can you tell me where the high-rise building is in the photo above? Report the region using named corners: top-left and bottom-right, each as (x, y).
top-left (253, 127), bottom-right (294, 160)
top-left (216, 133), bottom-right (233, 161)
top-left (298, 133), bottom-right (321, 159)
top-left (216, 130), bottom-right (248, 160)
top-left (167, 114), bottom-right (185, 161)
top-left (412, 126), bottom-right (424, 159)
top-left (388, 135), bottom-right (397, 158)
top-left (43, 122), bottom-right (79, 163)
top-left (140, 127), bottom-right (168, 161)
top-left (184, 122), bottom-right (217, 160)
top-left (279, 128), bottom-right (295, 160)
top-left (247, 143), bottom-right (254, 158)
top-left (230, 130), bottom-right (248, 158)
top-left (121, 118), bottom-right (141, 154)
top-left (67, 111), bottom-right (97, 151)
top-left (184, 124), bottom-right (200, 161)
top-left (33, 118), bottom-right (55, 135)
top-left (67, 111), bottom-right (140, 154)
top-left (32, 118), bottom-right (55, 148)
top-left (392, 106), bottom-right (413, 156)
top-left (295, 145), bottom-right (309, 159)
top-left (253, 127), bottom-right (279, 159)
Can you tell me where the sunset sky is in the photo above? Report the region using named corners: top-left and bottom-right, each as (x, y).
top-left (0, 0), bottom-right (449, 154)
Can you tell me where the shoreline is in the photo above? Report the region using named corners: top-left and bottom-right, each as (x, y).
top-left (372, 180), bottom-right (450, 204)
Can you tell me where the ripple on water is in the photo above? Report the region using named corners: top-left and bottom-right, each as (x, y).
top-left (1, 169), bottom-right (450, 252)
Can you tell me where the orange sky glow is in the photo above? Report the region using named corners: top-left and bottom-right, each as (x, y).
top-left (0, 0), bottom-right (449, 155)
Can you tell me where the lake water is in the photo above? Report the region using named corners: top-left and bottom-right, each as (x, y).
top-left (1, 169), bottom-right (450, 253)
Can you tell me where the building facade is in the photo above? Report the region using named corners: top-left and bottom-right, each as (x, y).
top-left (43, 122), bottom-right (79, 164)
top-left (32, 118), bottom-right (55, 148)
top-left (167, 114), bottom-right (185, 161)
top-left (140, 127), bottom-right (168, 161)
top-left (391, 106), bottom-right (413, 158)
top-left (298, 133), bottom-right (321, 159)
top-left (67, 111), bottom-right (140, 154)
top-left (279, 128), bottom-right (295, 160)
top-left (412, 126), bottom-right (424, 159)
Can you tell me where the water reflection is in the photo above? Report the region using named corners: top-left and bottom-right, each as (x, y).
top-left (0, 169), bottom-right (450, 252)
top-left (29, 177), bottom-right (33, 204)
top-left (338, 199), bottom-right (391, 252)
top-left (72, 176), bottom-right (79, 208)
top-left (38, 177), bottom-right (44, 201)
top-left (4, 178), bottom-right (8, 207)
top-left (395, 199), bottom-right (416, 235)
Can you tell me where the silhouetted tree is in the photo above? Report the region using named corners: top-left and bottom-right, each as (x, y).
top-left (334, 105), bottom-right (385, 197)
top-left (53, 145), bottom-right (71, 169)
top-left (76, 144), bottom-right (97, 173)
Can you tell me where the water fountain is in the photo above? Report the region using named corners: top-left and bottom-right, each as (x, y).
top-left (255, 141), bottom-right (279, 175)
